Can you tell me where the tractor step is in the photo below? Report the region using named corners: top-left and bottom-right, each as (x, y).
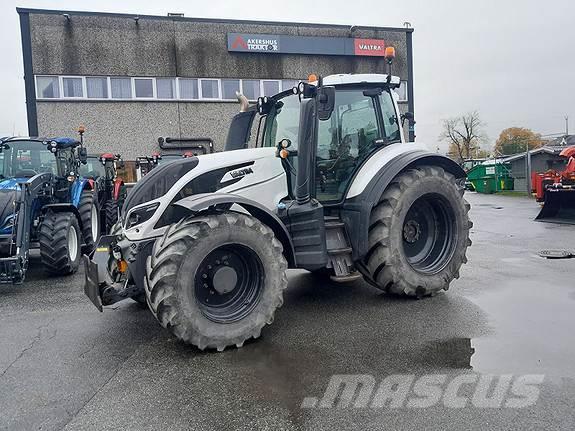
top-left (327, 247), bottom-right (353, 255)
top-left (330, 271), bottom-right (363, 283)
top-left (324, 217), bottom-right (357, 279)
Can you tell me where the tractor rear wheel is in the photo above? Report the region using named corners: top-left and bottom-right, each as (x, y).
top-left (39, 210), bottom-right (81, 275)
top-left (104, 199), bottom-right (119, 233)
top-left (79, 189), bottom-right (100, 253)
top-left (145, 212), bottom-right (288, 351)
top-left (364, 166), bottom-right (472, 297)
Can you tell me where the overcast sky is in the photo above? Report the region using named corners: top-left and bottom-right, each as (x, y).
top-left (1, 0), bottom-right (573, 151)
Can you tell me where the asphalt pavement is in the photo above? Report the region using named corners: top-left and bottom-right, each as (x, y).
top-left (0, 192), bottom-right (574, 430)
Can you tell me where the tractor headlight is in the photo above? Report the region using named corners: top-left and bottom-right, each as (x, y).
top-left (126, 202), bottom-right (159, 229)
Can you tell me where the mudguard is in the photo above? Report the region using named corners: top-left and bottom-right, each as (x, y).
top-left (71, 178), bottom-right (92, 207)
top-left (173, 193), bottom-right (296, 267)
top-left (342, 149), bottom-right (466, 261)
top-left (113, 179), bottom-right (125, 201)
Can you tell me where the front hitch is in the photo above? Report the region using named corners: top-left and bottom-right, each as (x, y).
top-left (83, 234), bottom-right (137, 311)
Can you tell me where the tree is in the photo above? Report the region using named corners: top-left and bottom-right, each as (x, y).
top-left (440, 112), bottom-right (485, 164)
top-left (495, 127), bottom-right (543, 155)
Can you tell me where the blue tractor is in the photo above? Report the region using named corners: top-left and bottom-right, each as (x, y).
top-left (0, 131), bottom-right (101, 283)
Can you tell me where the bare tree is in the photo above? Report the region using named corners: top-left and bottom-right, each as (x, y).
top-left (440, 112), bottom-right (486, 163)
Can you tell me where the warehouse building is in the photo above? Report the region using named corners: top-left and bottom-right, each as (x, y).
top-left (502, 138), bottom-right (573, 191)
top-left (18, 8), bottom-right (415, 158)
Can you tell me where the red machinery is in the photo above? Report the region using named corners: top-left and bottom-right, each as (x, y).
top-left (535, 146), bottom-right (575, 223)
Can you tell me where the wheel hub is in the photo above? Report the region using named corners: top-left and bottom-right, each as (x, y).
top-left (212, 266), bottom-right (238, 294)
top-left (403, 220), bottom-right (421, 243)
top-left (194, 244), bottom-right (264, 324)
top-left (402, 193), bottom-right (457, 275)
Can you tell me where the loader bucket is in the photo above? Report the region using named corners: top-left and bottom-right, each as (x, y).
top-left (535, 188), bottom-right (575, 224)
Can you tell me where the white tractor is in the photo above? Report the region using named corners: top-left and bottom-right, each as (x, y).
top-left (84, 66), bottom-right (472, 351)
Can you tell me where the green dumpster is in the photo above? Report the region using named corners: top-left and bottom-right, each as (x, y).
top-left (466, 162), bottom-right (514, 194)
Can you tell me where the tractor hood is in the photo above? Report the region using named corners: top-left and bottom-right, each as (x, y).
top-left (122, 147), bottom-right (286, 241)
top-left (122, 157), bottom-right (199, 215)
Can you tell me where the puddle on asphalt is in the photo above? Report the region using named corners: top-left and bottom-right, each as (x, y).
top-left (417, 338), bottom-right (475, 369)
top-left (467, 280), bottom-right (575, 378)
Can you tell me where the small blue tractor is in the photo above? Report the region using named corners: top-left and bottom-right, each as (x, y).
top-left (0, 128), bottom-right (101, 283)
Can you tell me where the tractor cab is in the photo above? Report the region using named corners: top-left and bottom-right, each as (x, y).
top-left (253, 74), bottom-right (406, 203)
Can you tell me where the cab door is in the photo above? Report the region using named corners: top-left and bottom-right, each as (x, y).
top-left (315, 88), bottom-right (400, 204)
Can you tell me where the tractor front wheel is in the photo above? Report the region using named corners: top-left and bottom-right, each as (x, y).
top-left (145, 212), bottom-right (288, 351)
top-left (79, 189), bottom-right (100, 253)
top-left (39, 210), bottom-right (81, 275)
top-left (364, 166), bottom-right (472, 297)
top-left (104, 199), bottom-right (119, 233)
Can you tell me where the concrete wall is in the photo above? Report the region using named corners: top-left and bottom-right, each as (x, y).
top-left (36, 101), bottom-right (241, 155)
top-left (28, 14), bottom-right (409, 79)
top-left (25, 10), bottom-right (410, 158)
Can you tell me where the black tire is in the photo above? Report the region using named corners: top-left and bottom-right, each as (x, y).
top-left (104, 199), bottom-right (119, 233)
top-left (364, 166), bottom-right (472, 297)
top-left (39, 210), bottom-right (81, 275)
top-left (145, 212), bottom-right (288, 351)
top-left (79, 189), bottom-right (100, 254)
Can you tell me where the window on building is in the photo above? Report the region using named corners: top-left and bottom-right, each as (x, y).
top-left (134, 78), bottom-right (154, 98)
top-left (222, 79), bottom-right (240, 100)
top-left (281, 80), bottom-right (298, 92)
top-left (200, 79), bottom-right (219, 99)
top-left (242, 80), bottom-right (260, 100)
top-left (86, 77), bottom-right (108, 98)
top-left (63, 77), bottom-right (83, 97)
top-left (110, 77), bottom-right (132, 99)
top-left (36, 76), bottom-right (59, 98)
top-left (156, 78), bottom-right (176, 99)
top-left (262, 80), bottom-right (280, 96)
top-left (179, 79), bottom-right (198, 99)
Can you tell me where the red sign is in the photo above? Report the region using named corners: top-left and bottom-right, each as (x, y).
top-left (354, 38), bottom-right (386, 56)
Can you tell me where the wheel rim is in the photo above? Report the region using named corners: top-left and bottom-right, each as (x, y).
top-left (68, 225), bottom-right (78, 261)
top-left (402, 193), bottom-right (457, 274)
top-left (91, 203), bottom-right (98, 239)
top-left (194, 244), bottom-right (264, 324)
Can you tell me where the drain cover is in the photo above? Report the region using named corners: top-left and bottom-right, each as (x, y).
top-left (538, 249), bottom-right (574, 259)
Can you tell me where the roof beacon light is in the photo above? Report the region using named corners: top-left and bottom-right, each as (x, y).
top-left (385, 46), bottom-right (395, 83)
top-left (307, 74), bottom-right (318, 83)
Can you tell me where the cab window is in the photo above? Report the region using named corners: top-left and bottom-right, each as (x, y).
top-left (315, 89), bottom-right (384, 203)
top-left (262, 95), bottom-right (301, 149)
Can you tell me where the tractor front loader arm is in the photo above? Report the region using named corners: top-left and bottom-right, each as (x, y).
top-left (0, 173), bottom-right (52, 283)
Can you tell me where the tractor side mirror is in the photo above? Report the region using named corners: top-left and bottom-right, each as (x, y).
top-left (317, 86), bottom-right (335, 121)
top-left (78, 147), bottom-right (88, 164)
top-left (401, 111), bottom-right (414, 127)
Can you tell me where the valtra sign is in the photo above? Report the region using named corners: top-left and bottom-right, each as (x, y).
top-left (227, 33), bottom-right (387, 57)
top-left (354, 39), bottom-right (386, 56)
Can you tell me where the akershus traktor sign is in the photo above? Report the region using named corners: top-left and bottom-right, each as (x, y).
top-left (227, 33), bottom-right (387, 57)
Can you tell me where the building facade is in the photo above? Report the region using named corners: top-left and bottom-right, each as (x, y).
top-left (18, 8), bottom-right (414, 158)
